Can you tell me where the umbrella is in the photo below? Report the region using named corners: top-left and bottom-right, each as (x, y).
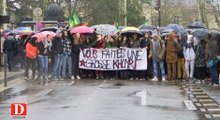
top-left (119, 26), bottom-right (126, 30)
top-left (32, 31), bottom-right (56, 42)
top-left (160, 29), bottom-right (174, 37)
top-left (121, 27), bottom-right (143, 36)
top-left (91, 24), bottom-right (119, 35)
top-left (187, 21), bottom-right (207, 29)
top-left (40, 27), bottom-right (59, 33)
top-left (192, 29), bottom-right (209, 40)
top-left (161, 29), bottom-right (174, 34)
top-left (166, 24), bottom-right (186, 33)
top-left (158, 26), bottom-right (167, 32)
top-left (20, 32), bottom-right (35, 39)
top-left (140, 29), bottom-right (153, 34)
top-left (15, 27), bottom-right (33, 32)
top-left (70, 26), bottom-right (94, 34)
top-left (4, 29), bottom-right (22, 36)
top-left (1, 29), bottom-right (10, 35)
top-left (139, 25), bottom-right (156, 30)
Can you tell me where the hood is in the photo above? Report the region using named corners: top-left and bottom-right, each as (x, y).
top-left (7, 35), bottom-right (14, 40)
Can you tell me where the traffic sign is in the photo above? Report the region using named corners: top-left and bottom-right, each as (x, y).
top-left (33, 7), bottom-right (42, 17)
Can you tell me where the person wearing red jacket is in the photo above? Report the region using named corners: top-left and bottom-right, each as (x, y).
top-left (25, 37), bottom-right (38, 80)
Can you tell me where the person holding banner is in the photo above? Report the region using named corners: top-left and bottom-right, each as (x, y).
top-left (149, 33), bottom-right (166, 81)
top-left (127, 34), bottom-right (141, 80)
top-left (141, 31), bottom-right (153, 80)
top-left (104, 35), bottom-right (116, 80)
top-left (71, 33), bottom-right (81, 80)
top-left (92, 34), bottom-right (105, 79)
top-left (118, 36), bottom-right (129, 79)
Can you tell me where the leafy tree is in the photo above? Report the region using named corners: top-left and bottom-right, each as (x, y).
top-left (76, 0), bottom-right (148, 26)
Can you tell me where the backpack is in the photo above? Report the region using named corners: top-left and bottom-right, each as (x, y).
top-left (26, 42), bottom-right (38, 59)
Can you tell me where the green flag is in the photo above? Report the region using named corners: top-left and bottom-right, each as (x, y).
top-left (73, 13), bottom-right (81, 26)
top-left (144, 19), bottom-right (149, 25)
top-left (68, 17), bottom-right (74, 28)
top-left (114, 19), bottom-right (119, 30)
top-left (68, 12), bottom-right (81, 28)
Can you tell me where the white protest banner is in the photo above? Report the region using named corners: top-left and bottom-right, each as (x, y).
top-left (79, 48), bottom-right (147, 70)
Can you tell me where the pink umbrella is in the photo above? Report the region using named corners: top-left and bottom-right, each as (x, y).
top-left (70, 26), bottom-right (94, 34)
top-left (32, 31), bottom-right (56, 42)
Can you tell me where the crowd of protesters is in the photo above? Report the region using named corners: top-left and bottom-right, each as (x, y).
top-left (2, 27), bottom-right (220, 86)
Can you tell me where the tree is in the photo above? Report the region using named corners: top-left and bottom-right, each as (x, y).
top-left (75, 0), bottom-right (147, 26)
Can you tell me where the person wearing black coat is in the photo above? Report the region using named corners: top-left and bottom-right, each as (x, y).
top-left (3, 34), bottom-right (18, 71)
top-left (51, 31), bottom-right (63, 80)
top-left (37, 35), bottom-right (53, 85)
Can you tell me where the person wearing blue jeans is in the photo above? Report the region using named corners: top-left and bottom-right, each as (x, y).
top-left (149, 33), bottom-right (166, 81)
top-left (51, 54), bottom-right (63, 80)
top-left (210, 64), bottom-right (218, 85)
top-left (51, 32), bottom-right (63, 80)
top-left (61, 53), bottom-right (73, 78)
top-left (37, 35), bottom-right (53, 85)
top-left (206, 35), bottom-right (219, 86)
top-left (3, 34), bottom-right (17, 72)
top-left (61, 31), bottom-right (74, 79)
top-left (38, 55), bottom-right (49, 79)
top-left (153, 60), bottom-right (166, 81)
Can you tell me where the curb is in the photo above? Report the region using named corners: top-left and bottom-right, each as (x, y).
top-left (0, 72), bottom-right (23, 84)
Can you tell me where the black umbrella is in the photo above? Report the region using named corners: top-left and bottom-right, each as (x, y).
top-left (140, 29), bottom-right (153, 34)
top-left (187, 21), bottom-right (207, 29)
top-left (40, 27), bottom-right (59, 33)
top-left (121, 30), bottom-right (143, 36)
top-left (139, 25), bottom-right (156, 30)
top-left (166, 24), bottom-right (186, 33)
top-left (192, 29), bottom-right (209, 40)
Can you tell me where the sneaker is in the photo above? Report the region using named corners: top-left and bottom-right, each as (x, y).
top-left (76, 75), bottom-right (81, 80)
top-left (162, 77), bottom-right (166, 82)
top-left (24, 77), bottom-right (28, 81)
top-left (48, 75), bottom-right (52, 79)
top-left (45, 77), bottom-right (50, 81)
top-left (151, 77), bottom-right (158, 81)
top-left (130, 78), bottom-right (134, 81)
top-left (135, 78), bottom-right (139, 81)
top-left (45, 80), bottom-right (49, 86)
top-left (54, 78), bottom-right (59, 81)
top-left (71, 76), bottom-right (75, 80)
top-left (213, 84), bottom-right (218, 87)
top-left (59, 77), bottom-right (64, 81)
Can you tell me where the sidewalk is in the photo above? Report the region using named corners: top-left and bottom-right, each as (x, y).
top-left (0, 66), bottom-right (24, 85)
top-left (200, 84), bottom-right (220, 105)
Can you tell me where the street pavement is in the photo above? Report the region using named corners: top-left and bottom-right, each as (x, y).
top-left (1, 77), bottom-right (216, 120)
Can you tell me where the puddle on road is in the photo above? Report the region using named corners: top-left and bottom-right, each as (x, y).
top-left (113, 82), bottom-right (125, 86)
top-left (99, 82), bottom-right (125, 89)
top-left (147, 105), bottom-right (185, 111)
top-left (45, 105), bottom-right (78, 109)
top-left (0, 88), bottom-right (28, 101)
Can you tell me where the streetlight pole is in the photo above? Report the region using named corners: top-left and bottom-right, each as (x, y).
top-left (3, 0), bottom-right (7, 30)
top-left (158, 0), bottom-right (161, 27)
top-left (124, 0), bottom-right (127, 26)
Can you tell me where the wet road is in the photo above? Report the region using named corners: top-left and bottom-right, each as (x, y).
top-left (0, 79), bottom-right (209, 120)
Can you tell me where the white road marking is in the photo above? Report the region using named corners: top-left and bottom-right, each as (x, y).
top-left (183, 100), bottom-right (197, 110)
